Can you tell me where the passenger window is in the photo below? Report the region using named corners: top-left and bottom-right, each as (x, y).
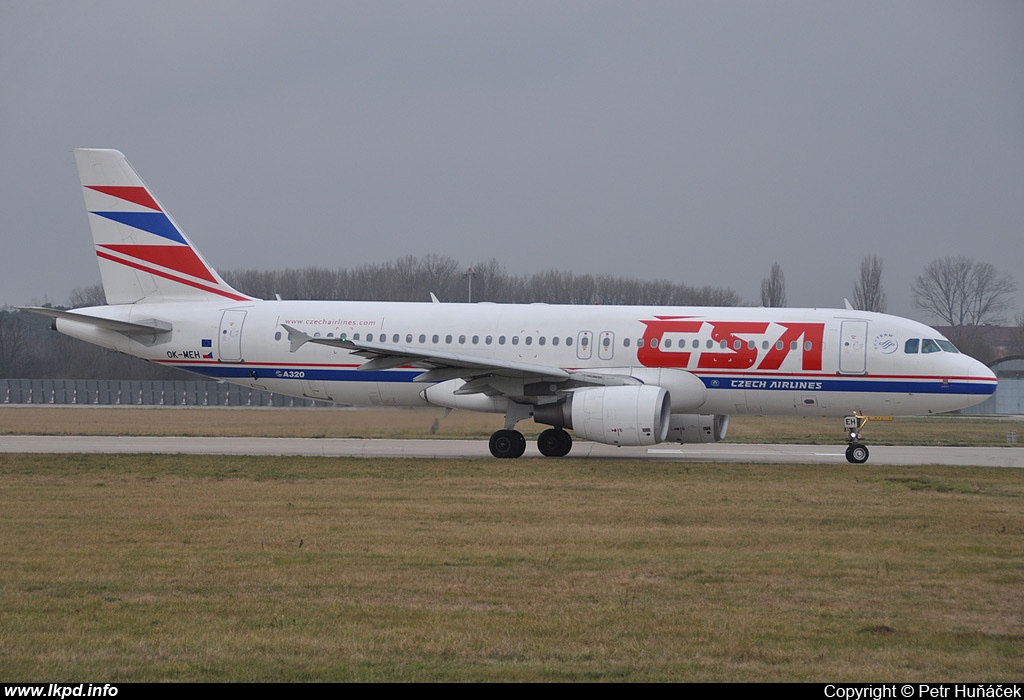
top-left (651, 338), bottom-right (659, 349)
top-left (485, 335), bottom-right (493, 344)
top-left (472, 335), bottom-right (479, 344)
top-left (406, 334), bottom-right (413, 343)
top-left (432, 334), bottom-right (439, 343)
top-left (693, 339), bottom-right (699, 349)
top-left (499, 336), bottom-right (506, 345)
top-left (393, 334), bottom-right (399, 343)
top-left (623, 338), bottom-right (631, 348)
top-left (566, 337), bottom-right (573, 347)
top-left (663, 338), bottom-right (672, 348)
top-left (525, 336), bottom-right (532, 346)
top-left (364, 333), bottom-right (371, 341)
top-left (905, 339), bottom-right (920, 354)
top-left (538, 337), bottom-right (545, 346)
top-left (353, 334), bottom-right (360, 341)
top-left (274, 331), bottom-right (282, 341)
top-left (419, 334), bottom-right (426, 343)
top-left (921, 339), bottom-right (941, 354)
top-left (458, 335), bottom-right (466, 344)
top-left (552, 337), bottom-right (559, 346)
top-left (804, 341), bottom-right (812, 351)
top-left (720, 340), bottom-right (728, 349)
top-left (637, 338), bottom-right (644, 348)
top-left (512, 336), bottom-right (519, 345)
top-left (445, 334), bottom-right (453, 344)
top-left (776, 340), bottom-right (784, 351)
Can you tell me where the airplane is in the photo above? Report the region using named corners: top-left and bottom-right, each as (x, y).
top-left (22, 149), bottom-right (998, 463)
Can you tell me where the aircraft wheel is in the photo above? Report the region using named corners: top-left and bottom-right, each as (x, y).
top-left (489, 429), bottom-right (527, 458)
top-left (846, 444), bottom-right (869, 464)
top-left (537, 428), bottom-right (573, 457)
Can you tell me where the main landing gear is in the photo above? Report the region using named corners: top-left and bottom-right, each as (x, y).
top-left (487, 427), bottom-right (574, 458)
top-left (488, 429), bottom-right (526, 459)
top-left (844, 414), bottom-right (870, 464)
top-left (537, 428), bottom-right (573, 457)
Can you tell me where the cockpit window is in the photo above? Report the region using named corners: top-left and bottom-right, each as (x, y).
top-left (905, 338), bottom-right (960, 354)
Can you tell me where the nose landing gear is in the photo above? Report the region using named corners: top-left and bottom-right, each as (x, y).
top-left (844, 413), bottom-right (870, 464)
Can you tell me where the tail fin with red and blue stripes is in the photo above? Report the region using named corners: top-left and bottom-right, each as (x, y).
top-left (74, 149), bottom-right (250, 304)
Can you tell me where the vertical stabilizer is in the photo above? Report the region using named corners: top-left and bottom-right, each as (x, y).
top-left (74, 149), bottom-right (250, 304)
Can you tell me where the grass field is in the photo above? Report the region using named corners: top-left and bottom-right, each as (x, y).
top-left (0, 454), bottom-right (1021, 681)
top-left (0, 407), bottom-right (1021, 681)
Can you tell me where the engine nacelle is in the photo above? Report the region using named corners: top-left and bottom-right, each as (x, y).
top-left (535, 385), bottom-right (671, 446)
top-left (627, 368), bottom-right (707, 412)
top-left (421, 378), bottom-right (509, 413)
top-left (665, 414), bottom-right (729, 443)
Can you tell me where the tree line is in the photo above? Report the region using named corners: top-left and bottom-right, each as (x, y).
top-left (221, 255), bottom-right (741, 307)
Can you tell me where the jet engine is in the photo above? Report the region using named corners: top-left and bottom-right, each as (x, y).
top-left (534, 385), bottom-right (671, 446)
top-left (665, 414), bottom-right (729, 443)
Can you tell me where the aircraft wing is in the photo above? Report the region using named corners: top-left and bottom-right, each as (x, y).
top-left (280, 323), bottom-right (638, 393)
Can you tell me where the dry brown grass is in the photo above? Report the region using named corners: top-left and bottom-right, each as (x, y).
top-left (0, 405), bottom-right (505, 439)
top-left (1, 453), bottom-right (1022, 681)
top-left (0, 405), bottom-right (1019, 446)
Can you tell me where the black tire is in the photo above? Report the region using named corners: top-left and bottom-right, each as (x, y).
top-left (489, 429), bottom-right (527, 458)
top-left (537, 428), bottom-right (573, 457)
top-left (846, 444), bottom-right (869, 464)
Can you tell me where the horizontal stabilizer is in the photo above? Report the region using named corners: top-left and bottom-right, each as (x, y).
top-left (19, 306), bottom-right (172, 336)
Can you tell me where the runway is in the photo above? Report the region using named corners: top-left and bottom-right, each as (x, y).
top-left (3, 435), bottom-right (1023, 467)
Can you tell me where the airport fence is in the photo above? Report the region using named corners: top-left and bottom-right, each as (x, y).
top-left (0, 379), bottom-right (331, 407)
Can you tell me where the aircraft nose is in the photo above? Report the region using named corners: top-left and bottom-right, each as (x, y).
top-left (970, 358), bottom-right (997, 382)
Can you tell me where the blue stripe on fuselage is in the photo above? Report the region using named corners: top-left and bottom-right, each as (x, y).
top-left (169, 364), bottom-right (420, 383)
top-left (705, 375), bottom-right (995, 396)
top-left (164, 362), bottom-right (995, 397)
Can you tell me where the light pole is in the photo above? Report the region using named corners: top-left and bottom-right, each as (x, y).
top-left (463, 267), bottom-right (477, 303)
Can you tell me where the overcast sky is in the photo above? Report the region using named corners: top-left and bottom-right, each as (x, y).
top-left (2, 1), bottom-right (1022, 321)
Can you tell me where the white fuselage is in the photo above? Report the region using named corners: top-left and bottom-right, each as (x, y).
top-left (58, 299), bottom-right (997, 419)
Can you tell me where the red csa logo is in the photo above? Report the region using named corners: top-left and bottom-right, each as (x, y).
top-left (637, 317), bottom-right (824, 371)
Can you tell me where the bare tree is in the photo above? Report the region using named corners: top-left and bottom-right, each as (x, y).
top-left (911, 257), bottom-right (1016, 327)
top-left (0, 308), bottom-right (28, 377)
top-left (1011, 312), bottom-right (1024, 357)
top-left (760, 262), bottom-right (786, 307)
top-left (852, 256), bottom-right (887, 312)
top-left (67, 284), bottom-right (107, 308)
